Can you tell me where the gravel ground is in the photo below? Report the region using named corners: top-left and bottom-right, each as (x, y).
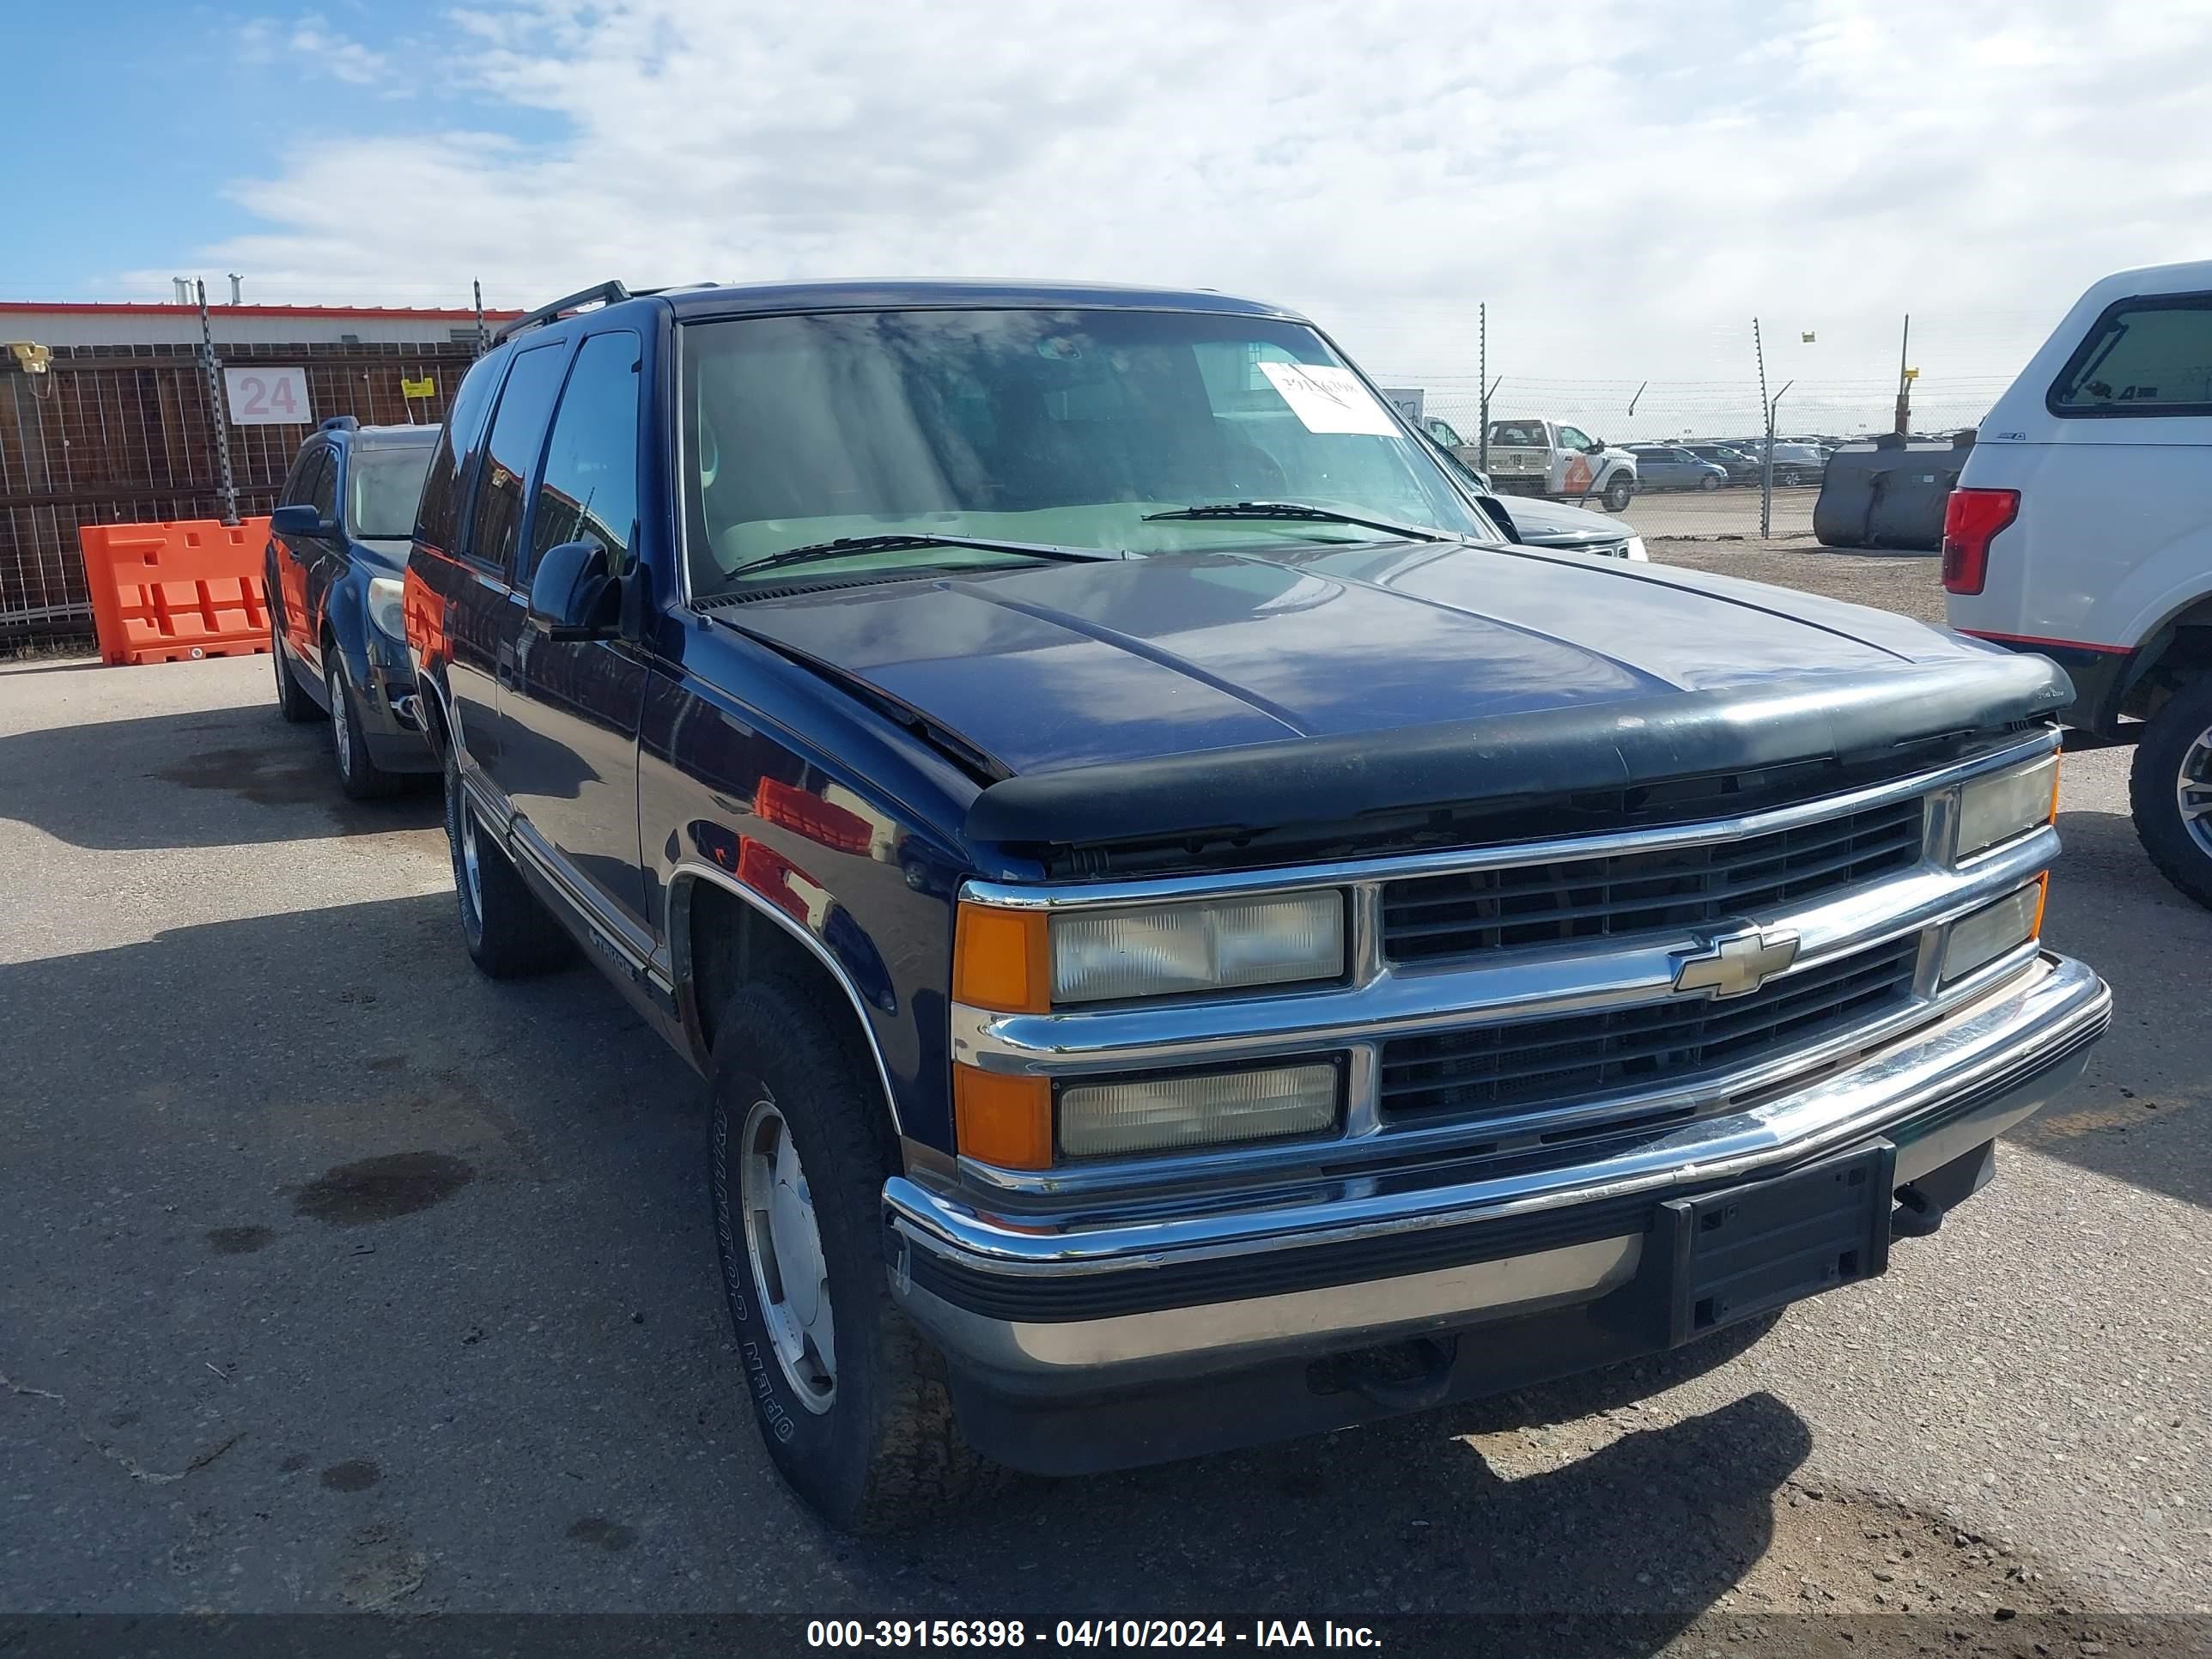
top-left (2, 579), bottom-right (2208, 1653)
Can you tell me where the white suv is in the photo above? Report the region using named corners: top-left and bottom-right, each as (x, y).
top-left (1947, 259), bottom-right (2212, 908)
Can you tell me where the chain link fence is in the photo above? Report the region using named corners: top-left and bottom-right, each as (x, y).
top-left (1, 339), bottom-right (475, 651)
top-left (1383, 364), bottom-right (2012, 544)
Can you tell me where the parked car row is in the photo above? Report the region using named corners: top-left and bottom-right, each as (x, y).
top-left (261, 278), bottom-right (2111, 1536)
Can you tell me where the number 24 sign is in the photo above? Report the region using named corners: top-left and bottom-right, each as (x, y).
top-left (222, 366), bottom-right (312, 426)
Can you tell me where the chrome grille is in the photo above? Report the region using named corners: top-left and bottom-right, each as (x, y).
top-left (1378, 936), bottom-right (1921, 1125)
top-left (1382, 796), bottom-right (1925, 963)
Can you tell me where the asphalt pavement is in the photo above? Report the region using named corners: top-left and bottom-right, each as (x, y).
top-left (2, 563), bottom-right (2207, 1651)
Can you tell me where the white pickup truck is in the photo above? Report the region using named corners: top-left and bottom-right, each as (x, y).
top-left (1468, 418), bottom-right (1640, 513)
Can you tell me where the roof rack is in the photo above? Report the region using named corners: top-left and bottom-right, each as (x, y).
top-left (492, 280), bottom-right (631, 344)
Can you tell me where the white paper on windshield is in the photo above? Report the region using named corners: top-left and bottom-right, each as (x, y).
top-left (1257, 362), bottom-right (1402, 436)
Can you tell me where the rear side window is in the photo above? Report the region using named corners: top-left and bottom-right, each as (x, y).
top-left (464, 343), bottom-right (570, 579)
top-left (2049, 294), bottom-right (2212, 416)
top-left (413, 349), bottom-right (508, 552)
top-left (526, 331), bottom-right (641, 585)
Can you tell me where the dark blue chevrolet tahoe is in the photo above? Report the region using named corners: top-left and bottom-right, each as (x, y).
top-left (404, 279), bottom-right (2112, 1534)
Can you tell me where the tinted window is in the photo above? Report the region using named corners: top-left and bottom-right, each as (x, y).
top-left (279, 442), bottom-right (324, 506)
top-left (305, 450), bottom-right (339, 520)
top-left (1489, 422), bottom-right (1546, 447)
top-left (465, 343), bottom-right (570, 578)
top-left (414, 350), bottom-right (508, 551)
top-left (348, 444), bottom-right (435, 539)
top-left (2050, 295), bottom-right (2212, 416)
top-left (527, 332), bottom-right (641, 583)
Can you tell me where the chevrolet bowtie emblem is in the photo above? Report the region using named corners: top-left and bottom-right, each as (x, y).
top-left (1672, 925), bottom-right (1801, 1000)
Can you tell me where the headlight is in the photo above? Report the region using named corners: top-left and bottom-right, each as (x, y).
top-left (1954, 755), bottom-right (2059, 860)
top-left (367, 576), bottom-right (408, 641)
top-left (1623, 535), bottom-right (1649, 562)
top-left (1049, 892), bottom-right (1345, 1004)
top-left (1058, 1060), bottom-right (1340, 1158)
top-left (1940, 878), bottom-right (2045, 984)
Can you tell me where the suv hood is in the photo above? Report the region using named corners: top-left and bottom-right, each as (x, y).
top-left (716, 541), bottom-right (2067, 843)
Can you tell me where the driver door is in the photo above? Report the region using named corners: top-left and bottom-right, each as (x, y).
top-left (1554, 424), bottom-right (1599, 495)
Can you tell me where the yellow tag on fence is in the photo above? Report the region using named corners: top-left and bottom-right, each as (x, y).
top-left (399, 375), bottom-right (435, 398)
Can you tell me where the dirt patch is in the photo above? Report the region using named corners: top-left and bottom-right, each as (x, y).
top-left (154, 744), bottom-right (331, 809)
top-left (566, 1516), bottom-right (637, 1553)
top-left (319, 1458), bottom-right (381, 1492)
top-left (205, 1224), bottom-right (275, 1255)
top-left (335, 1522), bottom-right (426, 1610)
top-left (293, 1152), bottom-right (474, 1225)
top-left (1648, 540), bottom-right (1947, 626)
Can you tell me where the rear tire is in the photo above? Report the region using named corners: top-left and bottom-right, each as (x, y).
top-left (1601, 474), bottom-right (1634, 513)
top-left (328, 655), bottom-right (402, 800)
top-left (442, 742), bottom-right (573, 977)
top-left (2129, 674), bottom-right (2212, 910)
top-left (272, 616), bottom-right (320, 724)
top-left (708, 979), bottom-right (1003, 1534)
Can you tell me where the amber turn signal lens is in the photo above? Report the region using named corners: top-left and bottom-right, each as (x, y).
top-left (2032, 872), bottom-right (2049, 938)
top-left (952, 902), bottom-right (1049, 1013)
top-left (952, 1065), bottom-right (1053, 1170)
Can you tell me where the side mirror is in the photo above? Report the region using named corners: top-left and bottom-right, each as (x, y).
top-left (528, 539), bottom-right (618, 641)
top-left (1583, 439), bottom-right (1607, 454)
top-left (270, 503), bottom-right (332, 538)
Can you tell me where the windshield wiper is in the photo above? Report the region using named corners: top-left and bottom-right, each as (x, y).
top-left (1141, 501), bottom-right (1449, 542)
top-left (729, 532), bottom-right (1126, 579)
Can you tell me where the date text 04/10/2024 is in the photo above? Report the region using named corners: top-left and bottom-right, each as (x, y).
top-left (804, 1620), bottom-right (1382, 1649)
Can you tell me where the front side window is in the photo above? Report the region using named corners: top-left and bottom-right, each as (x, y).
top-left (528, 331), bottom-right (641, 584)
top-left (305, 450), bottom-right (339, 520)
top-left (679, 307), bottom-right (1484, 595)
top-left (465, 343), bottom-right (570, 577)
top-left (347, 445), bottom-right (435, 540)
top-left (2050, 294), bottom-right (2212, 416)
top-left (1556, 425), bottom-right (1594, 451)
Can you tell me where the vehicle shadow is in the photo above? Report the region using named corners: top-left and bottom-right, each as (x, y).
top-left (2021, 807), bottom-right (2212, 1210)
top-left (0, 702), bottom-right (441, 848)
top-left (865, 1387), bottom-right (1810, 1626)
top-left (0, 892), bottom-right (1810, 1626)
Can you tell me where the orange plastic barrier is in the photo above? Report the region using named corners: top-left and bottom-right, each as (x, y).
top-left (77, 518), bottom-right (273, 666)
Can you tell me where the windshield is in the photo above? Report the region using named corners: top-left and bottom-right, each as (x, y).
top-left (679, 307), bottom-right (1484, 595)
top-left (348, 444), bottom-right (435, 540)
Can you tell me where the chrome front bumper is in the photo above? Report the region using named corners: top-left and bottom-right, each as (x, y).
top-left (885, 951), bottom-right (2110, 1391)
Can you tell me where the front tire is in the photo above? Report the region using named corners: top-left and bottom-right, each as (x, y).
top-left (708, 979), bottom-right (1000, 1534)
top-left (2130, 674), bottom-right (2212, 909)
top-left (327, 655), bottom-right (402, 800)
top-left (1699, 473), bottom-right (1721, 491)
top-left (442, 742), bottom-right (573, 977)
top-left (1601, 474), bottom-right (1634, 513)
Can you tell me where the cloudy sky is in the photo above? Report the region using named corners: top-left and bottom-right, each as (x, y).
top-left (10, 1), bottom-right (2211, 428)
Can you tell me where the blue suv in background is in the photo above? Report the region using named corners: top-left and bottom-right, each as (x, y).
top-left (266, 416), bottom-right (441, 796)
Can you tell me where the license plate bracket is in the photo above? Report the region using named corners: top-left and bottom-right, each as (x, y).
top-left (1651, 1140), bottom-right (1895, 1348)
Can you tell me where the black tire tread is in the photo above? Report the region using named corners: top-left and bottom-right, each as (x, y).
top-left (712, 977), bottom-right (1007, 1534)
top-left (2128, 673), bottom-right (2212, 910)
